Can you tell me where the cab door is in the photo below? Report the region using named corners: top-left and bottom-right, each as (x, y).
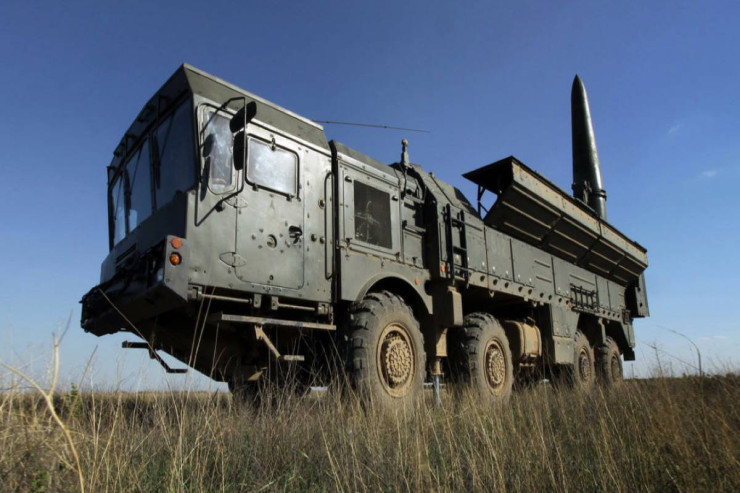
top-left (234, 128), bottom-right (305, 290)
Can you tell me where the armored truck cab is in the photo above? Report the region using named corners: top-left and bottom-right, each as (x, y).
top-left (82, 65), bottom-right (648, 407)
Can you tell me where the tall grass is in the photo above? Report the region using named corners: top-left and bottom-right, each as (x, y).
top-left (1, 372), bottom-right (738, 492)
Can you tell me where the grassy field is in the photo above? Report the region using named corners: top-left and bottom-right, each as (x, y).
top-left (1, 374), bottom-right (738, 492)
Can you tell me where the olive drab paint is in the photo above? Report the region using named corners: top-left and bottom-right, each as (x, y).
top-left (81, 65), bottom-right (649, 400)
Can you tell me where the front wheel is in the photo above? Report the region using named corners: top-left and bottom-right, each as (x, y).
top-left (449, 313), bottom-right (514, 404)
top-left (345, 292), bottom-right (426, 411)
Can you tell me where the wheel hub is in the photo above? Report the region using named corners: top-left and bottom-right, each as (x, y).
top-left (377, 324), bottom-right (415, 396)
top-left (485, 340), bottom-right (506, 389)
top-left (384, 335), bottom-right (412, 384)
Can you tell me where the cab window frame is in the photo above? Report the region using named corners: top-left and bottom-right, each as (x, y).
top-left (199, 104), bottom-right (236, 195)
top-left (245, 135), bottom-right (300, 198)
top-left (340, 165), bottom-right (400, 258)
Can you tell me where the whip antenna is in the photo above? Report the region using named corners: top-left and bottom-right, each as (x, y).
top-left (312, 119), bottom-right (430, 133)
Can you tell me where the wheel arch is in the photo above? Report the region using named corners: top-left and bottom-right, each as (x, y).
top-left (576, 313), bottom-right (631, 355)
top-left (576, 313), bottom-right (603, 347)
top-left (355, 274), bottom-right (433, 323)
top-left (604, 319), bottom-right (631, 354)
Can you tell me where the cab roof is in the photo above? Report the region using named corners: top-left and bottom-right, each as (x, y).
top-left (111, 64), bottom-right (329, 168)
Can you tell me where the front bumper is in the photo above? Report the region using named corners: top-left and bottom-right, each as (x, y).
top-left (81, 236), bottom-right (190, 336)
top-left (81, 279), bottom-right (186, 336)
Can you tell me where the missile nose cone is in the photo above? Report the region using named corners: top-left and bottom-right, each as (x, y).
top-left (571, 75), bottom-right (587, 103)
top-left (570, 74), bottom-right (607, 220)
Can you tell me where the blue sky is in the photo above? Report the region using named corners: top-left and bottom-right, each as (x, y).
top-left (1, 0), bottom-right (738, 389)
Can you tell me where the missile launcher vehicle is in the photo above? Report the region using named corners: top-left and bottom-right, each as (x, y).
top-left (81, 65), bottom-right (649, 407)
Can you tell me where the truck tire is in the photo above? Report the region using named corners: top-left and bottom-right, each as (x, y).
top-left (346, 291), bottom-right (425, 410)
top-left (596, 337), bottom-right (623, 386)
top-left (450, 313), bottom-right (513, 404)
top-left (554, 331), bottom-right (595, 391)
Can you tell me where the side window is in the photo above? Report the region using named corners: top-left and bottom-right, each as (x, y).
top-left (247, 138), bottom-right (298, 196)
top-left (354, 181), bottom-right (392, 249)
top-left (202, 110), bottom-right (234, 193)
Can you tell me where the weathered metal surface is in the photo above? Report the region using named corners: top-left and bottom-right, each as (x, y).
top-left (81, 65), bottom-right (649, 390)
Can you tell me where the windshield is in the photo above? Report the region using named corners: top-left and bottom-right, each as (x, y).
top-left (155, 102), bottom-right (195, 206)
top-left (110, 100), bottom-right (194, 247)
top-left (112, 174), bottom-right (126, 244)
top-left (127, 140), bottom-right (152, 231)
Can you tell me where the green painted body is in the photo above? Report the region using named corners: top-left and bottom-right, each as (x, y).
top-left (81, 65), bottom-right (648, 385)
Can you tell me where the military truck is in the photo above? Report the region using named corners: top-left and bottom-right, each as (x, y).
top-left (81, 65), bottom-right (649, 407)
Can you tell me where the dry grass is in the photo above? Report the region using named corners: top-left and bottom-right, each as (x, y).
top-left (1, 372), bottom-right (738, 493)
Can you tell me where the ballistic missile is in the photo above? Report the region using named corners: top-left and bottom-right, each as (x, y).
top-left (571, 75), bottom-right (607, 220)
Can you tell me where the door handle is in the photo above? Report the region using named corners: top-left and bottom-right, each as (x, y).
top-left (288, 225), bottom-right (303, 243)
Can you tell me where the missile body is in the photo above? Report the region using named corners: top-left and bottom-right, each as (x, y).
top-left (571, 75), bottom-right (607, 220)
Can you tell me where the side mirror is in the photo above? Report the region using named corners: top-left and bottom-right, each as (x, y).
top-left (233, 130), bottom-right (246, 171)
top-left (230, 101), bottom-right (256, 172)
top-left (230, 101), bottom-right (257, 133)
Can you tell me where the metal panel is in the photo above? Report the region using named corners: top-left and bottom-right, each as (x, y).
top-left (531, 248), bottom-right (555, 295)
top-left (402, 227), bottom-right (424, 268)
top-left (607, 279), bottom-right (626, 311)
top-left (401, 177), bottom-right (425, 268)
top-left (511, 238), bottom-right (535, 287)
top-left (465, 218), bottom-right (488, 287)
top-left (596, 276), bottom-right (610, 309)
top-left (626, 273), bottom-right (650, 317)
top-left (568, 265), bottom-right (597, 294)
top-left (485, 228), bottom-right (513, 280)
top-left (552, 256), bottom-right (571, 298)
top-left (549, 305), bottom-right (579, 338)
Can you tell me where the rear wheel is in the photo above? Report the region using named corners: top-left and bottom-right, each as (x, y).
top-left (596, 337), bottom-right (623, 386)
top-left (450, 313), bottom-right (513, 404)
top-left (556, 331), bottom-right (595, 391)
top-left (345, 291), bottom-right (425, 411)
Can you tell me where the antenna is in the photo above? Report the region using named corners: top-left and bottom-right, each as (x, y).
top-left (312, 119), bottom-right (430, 133)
